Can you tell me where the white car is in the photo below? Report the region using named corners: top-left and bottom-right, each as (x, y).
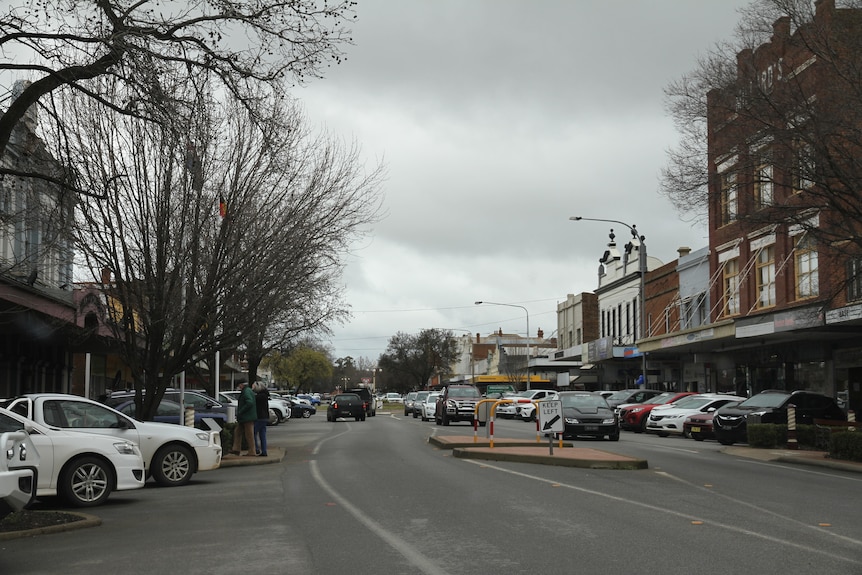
top-left (516, 392), bottom-right (561, 422)
top-left (383, 393), bottom-right (403, 404)
top-left (219, 391), bottom-right (290, 424)
top-left (1, 407), bottom-right (145, 507)
top-left (496, 390), bottom-right (559, 419)
top-left (419, 392), bottom-right (441, 422)
top-left (5, 394), bottom-right (222, 487)
top-left (646, 394), bottom-right (747, 437)
top-left (0, 430), bottom-right (38, 518)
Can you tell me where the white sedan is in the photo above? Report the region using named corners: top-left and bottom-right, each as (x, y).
top-left (646, 394), bottom-right (747, 437)
top-left (5, 394), bottom-right (222, 487)
top-left (419, 392), bottom-right (441, 422)
top-left (0, 407), bottom-right (145, 507)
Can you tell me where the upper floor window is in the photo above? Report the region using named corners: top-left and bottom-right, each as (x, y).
top-left (794, 234), bottom-right (819, 299)
top-left (756, 245), bottom-right (776, 309)
top-left (848, 258), bottom-right (862, 302)
top-left (722, 258), bottom-right (740, 317)
top-left (720, 171), bottom-right (738, 225)
top-left (792, 138), bottom-right (814, 193)
top-left (754, 163), bottom-right (773, 209)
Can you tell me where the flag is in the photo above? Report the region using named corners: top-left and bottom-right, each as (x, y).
top-left (219, 195), bottom-right (227, 218)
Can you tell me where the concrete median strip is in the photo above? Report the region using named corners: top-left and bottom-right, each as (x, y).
top-left (429, 435), bottom-right (648, 470)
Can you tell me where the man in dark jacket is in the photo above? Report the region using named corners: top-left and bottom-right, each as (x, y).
top-left (230, 382), bottom-right (257, 456)
top-left (253, 382), bottom-right (270, 456)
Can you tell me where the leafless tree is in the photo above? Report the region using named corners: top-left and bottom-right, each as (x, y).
top-left (0, 0), bottom-right (355, 184)
top-left (57, 78), bottom-right (382, 419)
top-left (661, 0), bottom-right (862, 253)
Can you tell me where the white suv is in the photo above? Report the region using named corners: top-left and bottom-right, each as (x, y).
top-left (496, 389), bottom-right (559, 420)
top-left (5, 394), bottom-right (222, 487)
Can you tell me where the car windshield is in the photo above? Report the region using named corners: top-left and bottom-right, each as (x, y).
top-left (449, 387), bottom-right (480, 398)
top-left (669, 397), bottom-right (715, 410)
top-left (607, 390), bottom-right (635, 401)
top-left (426, 394), bottom-right (439, 403)
top-left (649, 392), bottom-right (676, 405)
top-left (739, 393), bottom-right (788, 408)
top-left (561, 394), bottom-right (607, 408)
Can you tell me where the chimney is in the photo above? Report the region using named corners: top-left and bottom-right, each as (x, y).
top-left (101, 267), bottom-right (111, 285)
top-left (537, 328), bottom-right (544, 339)
top-left (678, 246), bottom-right (691, 258)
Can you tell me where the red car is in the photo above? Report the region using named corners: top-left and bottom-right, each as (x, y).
top-left (683, 410), bottom-right (718, 441)
top-left (618, 392), bottom-right (697, 433)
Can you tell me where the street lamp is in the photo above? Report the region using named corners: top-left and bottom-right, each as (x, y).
top-left (474, 301), bottom-right (532, 390)
top-left (569, 216), bottom-right (648, 388)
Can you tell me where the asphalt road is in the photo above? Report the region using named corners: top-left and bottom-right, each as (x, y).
top-left (2, 410), bottom-right (861, 575)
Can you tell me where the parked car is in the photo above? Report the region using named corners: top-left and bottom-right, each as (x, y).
top-left (383, 392), bottom-right (403, 404)
top-left (297, 394), bottom-right (321, 406)
top-left (219, 390), bottom-right (289, 424)
top-left (604, 388), bottom-right (665, 410)
top-left (114, 398), bottom-right (227, 429)
top-left (419, 392), bottom-right (441, 422)
top-left (558, 391), bottom-right (619, 441)
top-left (0, 407), bottom-right (145, 507)
top-left (683, 403), bottom-right (741, 441)
top-left (617, 391), bottom-right (698, 432)
top-left (5, 394), bottom-right (222, 487)
top-left (496, 389), bottom-right (559, 419)
top-left (0, 430), bottom-right (38, 518)
top-left (403, 392), bottom-right (419, 416)
top-left (713, 390), bottom-right (846, 445)
top-left (646, 394), bottom-right (747, 437)
top-left (287, 399), bottom-right (316, 419)
top-left (436, 384), bottom-right (483, 426)
top-left (410, 391), bottom-right (431, 418)
top-left (327, 394), bottom-right (366, 421)
top-left (346, 388), bottom-right (377, 417)
top-left (515, 390), bottom-right (561, 421)
top-left (107, 389), bottom-right (234, 424)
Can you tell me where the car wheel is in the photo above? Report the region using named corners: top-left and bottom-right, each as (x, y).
top-left (692, 433), bottom-right (705, 441)
top-left (360, 414), bottom-right (366, 421)
top-left (60, 456), bottom-right (113, 507)
top-left (269, 408), bottom-right (280, 426)
top-left (657, 432), bottom-right (669, 438)
top-left (609, 433), bottom-right (620, 441)
top-left (413, 411), bottom-right (418, 418)
top-left (717, 437), bottom-right (735, 446)
top-left (637, 416), bottom-right (648, 433)
top-left (151, 444), bottom-right (194, 487)
top-left (302, 410), bottom-right (312, 418)
top-left (420, 413), bottom-right (427, 421)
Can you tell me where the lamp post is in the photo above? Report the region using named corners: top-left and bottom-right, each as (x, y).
top-left (474, 301), bottom-right (532, 390)
top-left (569, 216), bottom-right (648, 388)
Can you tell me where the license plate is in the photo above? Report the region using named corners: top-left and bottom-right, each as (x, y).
top-left (584, 425), bottom-right (598, 431)
top-left (691, 426), bottom-right (701, 433)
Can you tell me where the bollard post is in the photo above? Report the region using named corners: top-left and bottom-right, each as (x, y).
top-left (786, 404), bottom-right (797, 449)
top-left (184, 406), bottom-right (195, 427)
top-left (848, 410), bottom-right (856, 432)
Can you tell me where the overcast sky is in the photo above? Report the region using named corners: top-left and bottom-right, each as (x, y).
top-left (297, 0), bottom-right (752, 363)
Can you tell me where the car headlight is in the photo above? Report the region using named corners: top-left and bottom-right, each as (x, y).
top-left (114, 442), bottom-right (139, 455)
top-left (196, 432), bottom-right (211, 442)
top-left (565, 417), bottom-right (579, 424)
top-left (630, 407), bottom-right (644, 413)
top-left (602, 418), bottom-right (616, 425)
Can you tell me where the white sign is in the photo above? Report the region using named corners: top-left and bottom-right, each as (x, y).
top-left (538, 400), bottom-right (564, 434)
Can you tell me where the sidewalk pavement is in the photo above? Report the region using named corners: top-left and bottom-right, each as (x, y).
top-left (219, 447), bottom-right (285, 467)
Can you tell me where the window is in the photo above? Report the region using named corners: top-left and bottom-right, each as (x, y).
top-left (793, 139), bottom-right (814, 192)
top-left (756, 245), bottom-right (776, 309)
top-left (795, 234), bottom-right (818, 299)
top-left (720, 171), bottom-right (737, 225)
top-left (722, 258), bottom-right (740, 316)
top-left (848, 258), bottom-right (862, 302)
top-left (754, 163), bottom-right (773, 208)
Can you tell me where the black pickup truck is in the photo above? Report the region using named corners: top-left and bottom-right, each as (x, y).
top-left (346, 387), bottom-right (377, 417)
top-left (327, 393), bottom-right (367, 422)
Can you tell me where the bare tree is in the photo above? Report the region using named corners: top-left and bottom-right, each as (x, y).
top-left (59, 79), bottom-right (382, 419)
top-left (0, 0), bottom-right (356, 171)
top-left (662, 0), bottom-right (862, 254)
top-left (378, 329), bottom-right (458, 392)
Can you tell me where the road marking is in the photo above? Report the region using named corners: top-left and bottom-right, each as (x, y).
top-left (462, 459), bottom-right (862, 566)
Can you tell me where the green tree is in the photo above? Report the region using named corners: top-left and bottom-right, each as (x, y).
top-left (378, 329), bottom-right (458, 393)
top-left (286, 348), bottom-right (333, 393)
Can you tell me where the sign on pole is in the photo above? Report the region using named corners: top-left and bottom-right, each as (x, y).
top-left (538, 400), bottom-right (564, 434)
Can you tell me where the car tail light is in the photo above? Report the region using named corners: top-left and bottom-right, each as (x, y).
top-left (332, 401), bottom-right (339, 409)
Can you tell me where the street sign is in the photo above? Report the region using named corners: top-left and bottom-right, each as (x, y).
top-left (538, 400), bottom-right (564, 434)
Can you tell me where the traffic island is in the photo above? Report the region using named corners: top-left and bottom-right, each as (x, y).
top-left (430, 435), bottom-right (648, 470)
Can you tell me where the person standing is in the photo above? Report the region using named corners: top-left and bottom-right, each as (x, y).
top-left (253, 382), bottom-right (270, 457)
top-left (230, 381), bottom-right (257, 456)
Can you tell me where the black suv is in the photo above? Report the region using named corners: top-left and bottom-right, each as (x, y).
top-left (346, 388), bottom-right (376, 417)
top-left (713, 390), bottom-right (845, 445)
